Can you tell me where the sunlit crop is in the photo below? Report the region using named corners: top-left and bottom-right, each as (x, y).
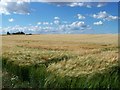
top-left (1, 34), bottom-right (119, 88)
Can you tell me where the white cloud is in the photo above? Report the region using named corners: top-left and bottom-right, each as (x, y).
top-left (8, 18), bottom-right (14, 22)
top-left (67, 2), bottom-right (105, 8)
top-left (106, 15), bottom-right (118, 21)
top-left (50, 22), bottom-right (53, 25)
top-left (43, 22), bottom-right (49, 25)
top-left (0, 2), bottom-right (106, 16)
top-left (2, 25), bottom-right (42, 34)
top-left (93, 11), bottom-right (108, 19)
top-left (0, 1), bottom-right (30, 15)
top-left (54, 17), bottom-right (60, 25)
top-left (54, 16), bottom-right (60, 20)
top-left (54, 20), bottom-right (60, 25)
top-left (97, 3), bottom-right (105, 8)
top-left (92, 11), bottom-right (118, 21)
top-left (77, 14), bottom-right (85, 19)
top-left (0, 2), bottom-right (10, 15)
top-left (2, 25), bottom-right (54, 34)
top-left (70, 21), bottom-right (86, 27)
top-left (49, 2), bottom-right (106, 9)
top-left (67, 2), bottom-right (84, 7)
top-left (59, 21), bottom-right (89, 31)
top-left (86, 5), bottom-right (91, 8)
top-left (57, 21), bottom-right (91, 34)
top-left (2, 20), bottom-right (91, 34)
top-left (42, 26), bottom-right (52, 30)
top-left (37, 22), bottom-right (41, 25)
top-left (1, 0), bottom-right (30, 2)
top-left (93, 21), bottom-right (103, 25)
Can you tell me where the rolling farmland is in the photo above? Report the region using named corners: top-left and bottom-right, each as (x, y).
top-left (1, 34), bottom-right (119, 88)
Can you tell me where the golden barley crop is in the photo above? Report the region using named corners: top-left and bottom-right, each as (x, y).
top-left (1, 34), bottom-right (119, 88)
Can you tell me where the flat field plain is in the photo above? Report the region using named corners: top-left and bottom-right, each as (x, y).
top-left (1, 34), bottom-right (119, 88)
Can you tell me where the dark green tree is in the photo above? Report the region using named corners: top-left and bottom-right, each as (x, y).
top-left (7, 32), bottom-right (10, 35)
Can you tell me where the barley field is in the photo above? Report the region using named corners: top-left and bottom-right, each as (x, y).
top-left (1, 34), bottom-right (119, 88)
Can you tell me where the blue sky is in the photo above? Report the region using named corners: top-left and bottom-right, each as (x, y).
top-left (1, 2), bottom-right (119, 34)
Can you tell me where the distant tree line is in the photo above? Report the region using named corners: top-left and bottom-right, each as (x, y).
top-left (7, 31), bottom-right (32, 35)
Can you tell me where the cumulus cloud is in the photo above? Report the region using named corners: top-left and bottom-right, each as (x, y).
top-left (54, 20), bottom-right (60, 25)
top-left (39, 2), bottom-right (106, 9)
top-left (8, 18), bottom-right (14, 22)
top-left (93, 21), bottom-right (103, 25)
top-left (70, 21), bottom-right (86, 27)
top-left (58, 21), bottom-right (91, 34)
top-left (86, 4), bottom-right (92, 8)
top-left (67, 2), bottom-right (105, 8)
top-left (93, 11), bottom-right (108, 19)
top-left (0, 2), bottom-right (10, 15)
top-left (2, 20), bottom-right (91, 34)
top-left (54, 16), bottom-right (60, 20)
top-left (92, 11), bottom-right (118, 21)
top-left (1, 0), bottom-right (30, 2)
top-left (67, 2), bottom-right (84, 7)
top-left (50, 22), bottom-right (53, 25)
top-left (77, 14), bottom-right (85, 19)
top-left (67, 2), bottom-right (92, 8)
top-left (58, 21), bottom-right (89, 31)
top-left (2, 25), bottom-right (55, 34)
top-left (106, 15), bottom-right (118, 21)
top-left (37, 22), bottom-right (53, 26)
top-left (0, 1), bottom-right (30, 15)
top-left (53, 16), bottom-right (61, 25)
top-left (43, 22), bottom-right (49, 25)
top-left (37, 22), bottom-right (41, 25)
top-left (97, 3), bottom-right (105, 7)
top-left (2, 25), bottom-right (40, 34)
top-left (42, 26), bottom-right (53, 30)
top-left (0, 2), bottom-right (106, 16)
